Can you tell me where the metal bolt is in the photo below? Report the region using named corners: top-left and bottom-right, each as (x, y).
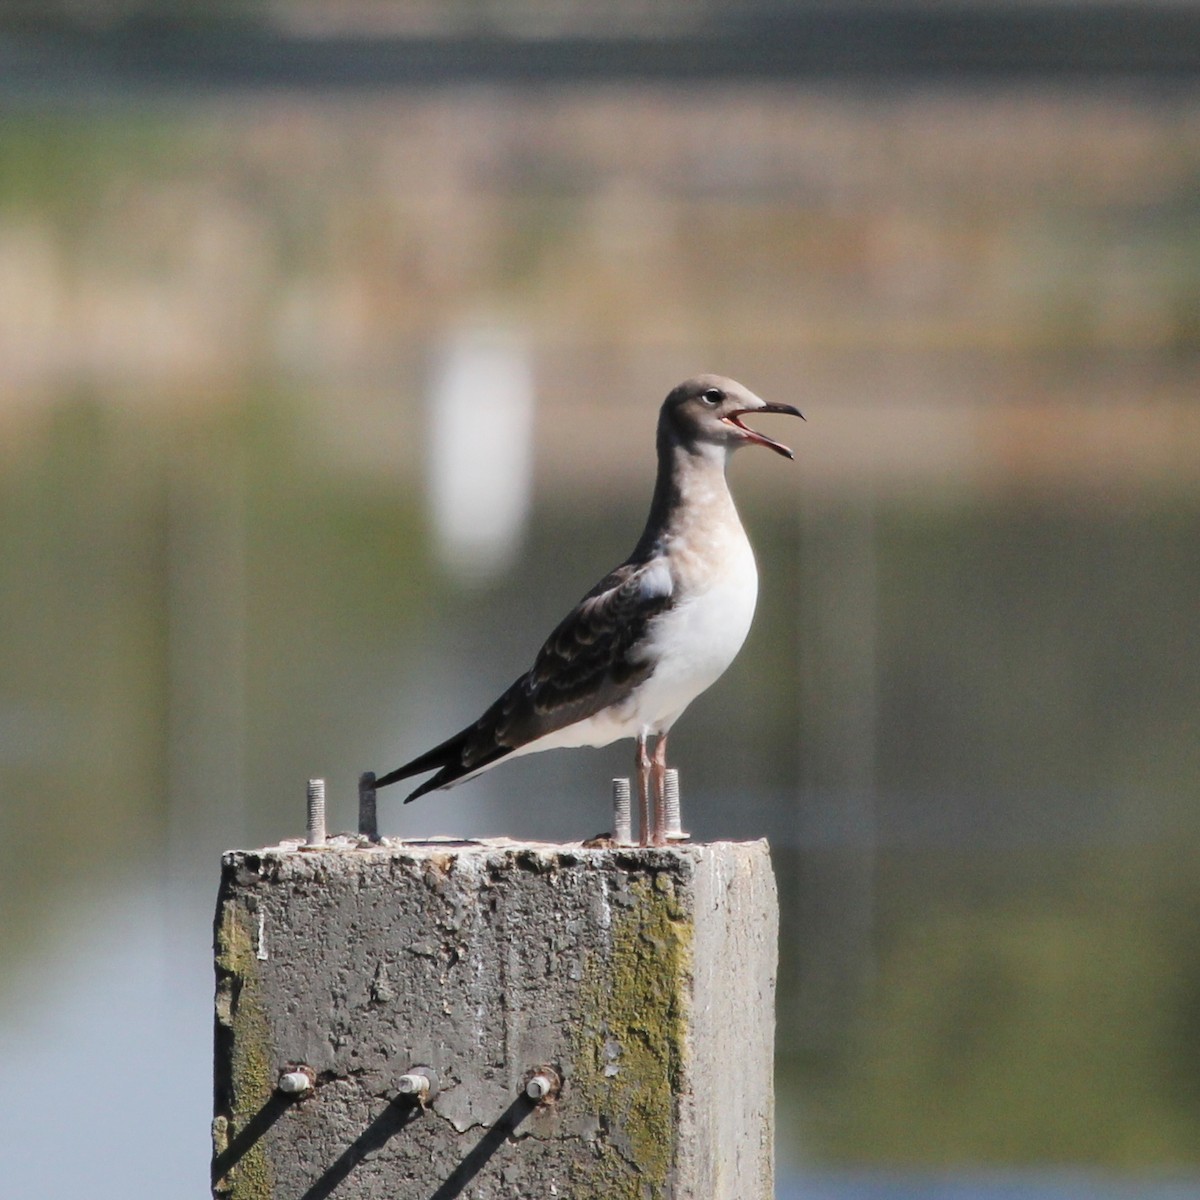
top-left (611, 777), bottom-right (632, 845)
top-left (525, 1066), bottom-right (560, 1102)
top-left (306, 778), bottom-right (327, 847)
top-left (277, 1067), bottom-right (315, 1097)
top-left (397, 1067), bottom-right (438, 1103)
top-left (359, 771), bottom-right (378, 842)
top-left (663, 768), bottom-right (688, 841)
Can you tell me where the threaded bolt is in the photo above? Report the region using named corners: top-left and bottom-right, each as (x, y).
top-left (664, 768), bottom-right (687, 841)
top-left (306, 779), bottom-right (326, 847)
top-left (612, 777), bottom-right (632, 845)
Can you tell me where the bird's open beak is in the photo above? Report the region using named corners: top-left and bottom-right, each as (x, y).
top-left (722, 403), bottom-right (805, 459)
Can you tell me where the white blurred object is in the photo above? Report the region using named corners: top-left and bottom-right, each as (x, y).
top-left (429, 325), bottom-right (535, 584)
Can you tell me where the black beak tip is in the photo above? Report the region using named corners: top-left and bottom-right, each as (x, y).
top-left (761, 402), bottom-right (804, 421)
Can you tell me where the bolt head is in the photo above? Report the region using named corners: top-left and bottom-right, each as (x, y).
top-left (277, 1068), bottom-right (314, 1096)
top-left (524, 1065), bottom-right (561, 1102)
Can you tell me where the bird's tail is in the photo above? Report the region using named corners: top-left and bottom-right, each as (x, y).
top-left (375, 726), bottom-right (511, 803)
top-left (375, 727), bottom-right (469, 790)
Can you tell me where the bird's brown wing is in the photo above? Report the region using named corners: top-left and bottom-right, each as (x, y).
top-left (525, 556), bottom-right (674, 714)
top-left (377, 557), bottom-right (675, 801)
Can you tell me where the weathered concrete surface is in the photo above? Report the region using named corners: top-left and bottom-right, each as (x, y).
top-left (212, 837), bottom-right (777, 1200)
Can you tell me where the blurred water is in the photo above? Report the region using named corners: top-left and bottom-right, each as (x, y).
top-left (0, 885), bottom-right (212, 1196)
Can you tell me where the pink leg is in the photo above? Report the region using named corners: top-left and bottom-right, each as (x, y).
top-left (636, 733), bottom-right (652, 847)
top-left (651, 734), bottom-right (669, 847)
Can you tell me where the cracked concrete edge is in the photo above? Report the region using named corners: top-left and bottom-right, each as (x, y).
top-left (680, 842), bottom-right (779, 1199)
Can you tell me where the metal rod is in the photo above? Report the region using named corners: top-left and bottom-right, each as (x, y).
top-left (664, 768), bottom-right (687, 841)
top-left (612, 777), bottom-right (632, 845)
top-left (306, 778), bottom-right (327, 847)
top-left (358, 770), bottom-right (378, 842)
top-left (653, 766), bottom-right (668, 847)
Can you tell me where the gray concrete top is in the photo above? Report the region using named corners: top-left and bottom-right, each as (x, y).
top-left (224, 833), bottom-right (770, 870)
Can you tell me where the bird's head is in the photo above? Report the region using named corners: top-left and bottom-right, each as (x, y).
top-left (660, 375), bottom-right (804, 460)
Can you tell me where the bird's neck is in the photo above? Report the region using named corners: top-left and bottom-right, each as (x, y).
top-left (632, 432), bottom-right (738, 560)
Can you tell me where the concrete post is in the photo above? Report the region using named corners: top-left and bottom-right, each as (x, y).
top-left (212, 837), bottom-right (777, 1200)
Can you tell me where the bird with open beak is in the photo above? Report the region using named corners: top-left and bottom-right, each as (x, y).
top-left (376, 374), bottom-right (803, 844)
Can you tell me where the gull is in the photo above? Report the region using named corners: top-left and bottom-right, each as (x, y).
top-left (375, 375), bottom-right (803, 844)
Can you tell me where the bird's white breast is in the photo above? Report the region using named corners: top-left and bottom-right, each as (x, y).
top-left (629, 529), bottom-right (758, 734)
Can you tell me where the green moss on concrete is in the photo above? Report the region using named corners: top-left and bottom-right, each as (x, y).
top-left (571, 868), bottom-right (694, 1199)
top-left (213, 897), bottom-right (275, 1200)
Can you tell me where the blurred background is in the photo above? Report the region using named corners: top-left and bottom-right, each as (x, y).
top-left (2, 3), bottom-right (1199, 1197)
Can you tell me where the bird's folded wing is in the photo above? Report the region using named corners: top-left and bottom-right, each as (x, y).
top-left (474, 556), bottom-right (676, 751)
top-left (380, 556), bottom-right (676, 798)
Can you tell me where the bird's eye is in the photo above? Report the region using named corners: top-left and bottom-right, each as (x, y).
top-left (701, 388), bottom-right (723, 405)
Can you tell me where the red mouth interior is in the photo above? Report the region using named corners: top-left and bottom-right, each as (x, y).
top-left (721, 410), bottom-right (793, 457)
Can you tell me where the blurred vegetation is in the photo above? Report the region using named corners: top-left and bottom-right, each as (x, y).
top-left (876, 500), bottom-right (1200, 817)
top-left (771, 497), bottom-right (1200, 1166)
top-left (0, 1), bottom-right (267, 30)
top-left (779, 839), bottom-right (1200, 1166)
top-left (0, 392), bottom-right (432, 959)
